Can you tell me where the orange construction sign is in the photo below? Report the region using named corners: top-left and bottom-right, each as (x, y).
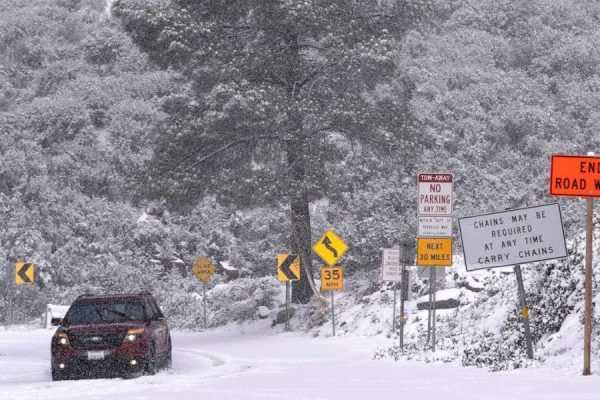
top-left (550, 154), bottom-right (600, 197)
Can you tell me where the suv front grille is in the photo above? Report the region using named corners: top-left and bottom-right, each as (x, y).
top-left (68, 332), bottom-right (126, 350)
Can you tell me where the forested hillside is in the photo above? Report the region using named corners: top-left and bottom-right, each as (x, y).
top-left (1, 0), bottom-right (599, 345)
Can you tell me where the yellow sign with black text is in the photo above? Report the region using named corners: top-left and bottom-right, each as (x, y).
top-left (277, 254), bottom-right (301, 282)
top-left (320, 266), bottom-right (343, 291)
top-left (192, 257), bottom-right (216, 282)
top-left (16, 262), bottom-right (34, 285)
top-left (313, 230), bottom-right (348, 266)
top-left (416, 238), bottom-right (452, 267)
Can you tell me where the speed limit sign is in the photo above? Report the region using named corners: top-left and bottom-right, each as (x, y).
top-left (320, 266), bottom-right (343, 291)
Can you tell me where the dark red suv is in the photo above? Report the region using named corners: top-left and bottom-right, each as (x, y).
top-left (51, 292), bottom-right (171, 380)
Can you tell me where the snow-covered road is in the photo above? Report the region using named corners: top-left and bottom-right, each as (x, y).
top-left (1, 326), bottom-right (599, 400)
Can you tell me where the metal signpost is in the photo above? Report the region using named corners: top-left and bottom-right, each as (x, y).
top-left (549, 154), bottom-right (600, 375)
top-left (399, 243), bottom-right (415, 351)
top-left (313, 229), bottom-right (348, 337)
top-left (417, 172), bottom-right (454, 352)
top-left (514, 264), bottom-right (533, 359)
top-left (277, 253), bottom-right (301, 331)
top-left (416, 238), bottom-right (451, 352)
top-left (458, 203), bottom-right (568, 359)
top-left (191, 257), bottom-right (216, 329)
top-left (320, 266), bottom-right (344, 336)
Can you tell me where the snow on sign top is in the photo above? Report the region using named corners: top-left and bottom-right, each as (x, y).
top-left (418, 173), bottom-right (453, 216)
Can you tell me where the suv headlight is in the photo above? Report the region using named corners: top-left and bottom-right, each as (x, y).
top-left (126, 328), bottom-right (145, 341)
top-left (54, 332), bottom-right (70, 346)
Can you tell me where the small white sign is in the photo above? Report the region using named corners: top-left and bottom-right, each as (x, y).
top-left (458, 203), bottom-right (567, 271)
top-left (381, 248), bottom-right (402, 282)
top-left (418, 173), bottom-right (453, 216)
top-left (418, 216), bottom-right (453, 237)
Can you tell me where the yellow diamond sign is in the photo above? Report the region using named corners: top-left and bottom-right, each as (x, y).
top-left (313, 229), bottom-right (348, 266)
top-left (16, 262), bottom-right (34, 285)
top-left (192, 257), bottom-right (216, 282)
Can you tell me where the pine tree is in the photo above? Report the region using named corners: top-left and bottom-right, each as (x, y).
top-left (114, 0), bottom-right (428, 302)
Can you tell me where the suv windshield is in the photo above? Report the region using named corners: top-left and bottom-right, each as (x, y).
top-left (63, 300), bottom-right (146, 325)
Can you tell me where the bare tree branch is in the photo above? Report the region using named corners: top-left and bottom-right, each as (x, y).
top-left (182, 135), bottom-right (283, 172)
top-left (297, 63), bottom-right (338, 89)
top-left (298, 42), bottom-right (327, 51)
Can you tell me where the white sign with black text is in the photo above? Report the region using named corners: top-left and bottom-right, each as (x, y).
top-left (418, 216), bottom-right (453, 237)
top-left (418, 173), bottom-right (453, 216)
top-left (458, 204), bottom-right (567, 271)
top-left (381, 248), bottom-right (402, 282)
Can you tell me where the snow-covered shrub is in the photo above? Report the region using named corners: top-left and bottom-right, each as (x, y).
top-left (462, 310), bottom-right (534, 371)
top-left (207, 277), bottom-right (281, 326)
top-left (528, 254), bottom-right (583, 340)
top-left (462, 245), bottom-right (585, 371)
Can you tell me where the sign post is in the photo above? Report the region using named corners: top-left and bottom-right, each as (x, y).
top-left (514, 265), bottom-right (534, 359)
top-left (416, 237), bottom-right (451, 352)
top-left (320, 266), bottom-right (344, 336)
top-left (399, 242), bottom-right (415, 351)
top-left (458, 203), bottom-right (568, 360)
top-left (191, 257), bottom-right (216, 329)
top-left (381, 243), bottom-right (415, 348)
top-left (392, 283), bottom-right (398, 331)
top-left (431, 268), bottom-right (436, 351)
top-left (417, 172), bottom-right (454, 352)
top-left (313, 230), bottom-right (348, 337)
top-left (584, 197), bottom-right (593, 375)
top-left (549, 153), bottom-right (600, 375)
top-left (277, 254), bottom-right (301, 331)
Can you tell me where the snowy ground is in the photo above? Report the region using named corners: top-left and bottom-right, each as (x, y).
top-left (1, 324), bottom-right (600, 400)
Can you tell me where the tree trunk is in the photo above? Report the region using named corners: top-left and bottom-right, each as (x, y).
top-left (281, 31), bottom-right (316, 304)
top-left (286, 135), bottom-right (315, 303)
top-left (290, 190), bottom-right (313, 303)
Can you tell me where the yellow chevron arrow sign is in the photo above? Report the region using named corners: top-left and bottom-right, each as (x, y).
top-left (16, 262), bottom-right (34, 285)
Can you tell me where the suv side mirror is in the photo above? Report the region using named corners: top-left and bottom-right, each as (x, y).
top-left (51, 317), bottom-right (63, 326)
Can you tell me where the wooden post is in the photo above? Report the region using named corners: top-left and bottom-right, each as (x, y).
top-left (584, 198), bottom-right (594, 375)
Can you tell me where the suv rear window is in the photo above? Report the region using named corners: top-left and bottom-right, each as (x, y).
top-left (63, 300), bottom-right (146, 325)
